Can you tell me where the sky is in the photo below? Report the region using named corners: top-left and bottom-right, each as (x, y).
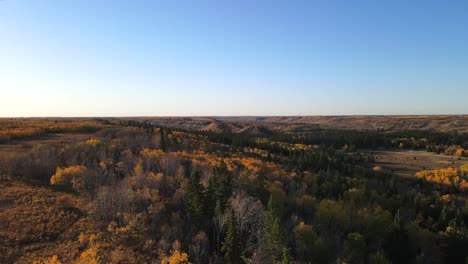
top-left (1, 0), bottom-right (468, 116)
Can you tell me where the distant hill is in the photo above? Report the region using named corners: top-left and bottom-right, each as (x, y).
top-left (200, 121), bottom-right (240, 133)
top-left (237, 125), bottom-right (272, 136)
top-left (216, 115), bottom-right (468, 133)
top-left (124, 115), bottom-right (468, 134)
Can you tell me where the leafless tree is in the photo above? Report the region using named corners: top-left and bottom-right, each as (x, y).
top-left (229, 191), bottom-right (266, 255)
top-left (190, 231), bottom-right (210, 263)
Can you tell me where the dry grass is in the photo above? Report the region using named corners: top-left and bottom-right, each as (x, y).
top-left (370, 150), bottom-right (468, 177)
top-left (0, 118), bottom-right (110, 143)
top-left (0, 179), bottom-right (99, 263)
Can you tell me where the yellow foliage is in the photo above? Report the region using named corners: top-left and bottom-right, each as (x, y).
top-left (32, 255), bottom-right (62, 264)
top-left (415, 167), bottom-right (468, 191)
top-left (50, 165), bottom-right (87, 186)
top-left (139, 148), bottom-right (285, 181)
top-left (0, 120), bottom-right (109, 140)
top-left (455, 148), bottom-right (464, 156)
top-left (89, 234), bottom-right (98, 244)
top-left (77, 247), bottom-right (99, 264)
top-left (461, 163), bottom-right (468, 173)
top-left (373, 165), bottom-right (382, 172)
top-left (440, 194), bottom-right (452, 203)
top-left (78, 233), bottom-right (87, 245)
top-left (141, 148), bottom-right (165, 159)
top-left (86, 138), bottom-right (102, 147)
top-left (134, 160), bottom-right (144, 175)
top-left (160, 250), bottom-right (191, 264)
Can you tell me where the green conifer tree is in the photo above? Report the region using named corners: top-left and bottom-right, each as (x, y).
top-left (264, 195), bottom-right (286, 260)
top-left (185, 171), bottom-right (205, 229)
top-left (222, 209), bottom-right (243, 264)
top-left (280, 247), bottom-right (293, 264)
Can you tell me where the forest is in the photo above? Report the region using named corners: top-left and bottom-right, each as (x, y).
top-left (0, 118), bottom-right (467, 264)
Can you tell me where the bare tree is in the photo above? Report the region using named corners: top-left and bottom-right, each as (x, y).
top-left (229, 191), bottom-right (266, 255)
top-left (190, 231), bottom-right (210, 264)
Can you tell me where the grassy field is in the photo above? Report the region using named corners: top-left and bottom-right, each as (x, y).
top-left (0, 133), bottom-right (92, 153)
top-left (0, 178), bottom-right (100, 264)
top-left (0, 130), bottom-right (101, 263)
top-left (371, 150), bottom-right (468, 177)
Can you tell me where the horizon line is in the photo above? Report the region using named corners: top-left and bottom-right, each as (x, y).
top-left (1, 114), bottom-right (468, 119)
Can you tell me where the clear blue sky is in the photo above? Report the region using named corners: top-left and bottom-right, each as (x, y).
top-left (1, 0), bottom-right (467, 116)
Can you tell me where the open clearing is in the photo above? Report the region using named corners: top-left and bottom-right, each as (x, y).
top-left (370, 150), bottom-right (468, 177)
top-left (0, 133), bottom-right (93, 156)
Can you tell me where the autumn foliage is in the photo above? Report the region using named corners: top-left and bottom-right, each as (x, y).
top-left (1, 118), bottom-right (468, 263)
top-left (50, 165), bottom-right (88, 187)
top-left (0, 119), bottom-right (110, 143)
top-left (415, 167), bottom-right (468, 192)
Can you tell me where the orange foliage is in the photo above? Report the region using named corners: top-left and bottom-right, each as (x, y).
top-left (415, 167), bottom-right (468, 191)
top-left (461, 163), bottom-right (468, 174)
top-left (0, 119), bottom-right (109, 141)
top-left (455, 148), bottom-right (468, 157)
top-left (77, 247), bottom-right (99, 264)
top-left (50, 165), bottom-right (88, 186)
top-left (140, 148), bottom-right (285, 180)
top-left (0, 180), bottom-right (86, 263)
top-left (160, 250), bottom-right (191, 264)
top-left (443, 145), bottom-right (468, 157)
top-left (32, 255), bottom-right (62, 264)
top-left (86, 138), bottom-right (102, 147)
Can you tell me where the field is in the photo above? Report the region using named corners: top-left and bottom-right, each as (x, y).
top-left (0, 179), bottom-right (97, 264)
top-left (0, 117), bottom-right (467, 264)
top-left (0, 133), bottom-right (92, 154)
top-left (371, 150), bottom-right (468, 177)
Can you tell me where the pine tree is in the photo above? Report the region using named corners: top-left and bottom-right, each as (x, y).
top-left (219, 173), bottom-right (232, 209)
top-left (215, 161), bottom-right (231, 208)
top-left (185, 171), bottom-right (205, 229)
top-left (205, 175), bottom-right (218, 217)
top-left (280, 247), bottom-right (293, 264)
top-left (160, 126), bottom-right (167, 152)
top-left (264, 195), bottom-right (286, 260)
top-left (253, 170), bottom-right (268, 203)
top-left (222, 209), bottom-right (242, 264)
top-left (205, 160), bottom-right (232, 212)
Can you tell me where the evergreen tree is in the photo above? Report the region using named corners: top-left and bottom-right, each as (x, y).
top-left (204, 174), bottom-right (218, 218)
top-left (205, 160), bottom-right (232, 212)
top-left (222, 209), bottom-right (243, 264)
top-left (280, 247), bottom-right (293, 264)
top-left (253, 170), bottom-right (268, 203)
top-left (264, 195), bottom-right (286, 260)
top-left (185, 170), bottom-right (205, 229)
top-left (215, 160), bottom-right (232, 209)
top-left (219, 173), bottom-right (232, 208)
top-left (160, 126), bottom-right (167, 152)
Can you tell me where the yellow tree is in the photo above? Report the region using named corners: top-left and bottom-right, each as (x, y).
top-left (50, 165), bottom-right (87, 187)
top-left (160, 250), bottom-right (191, 264)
